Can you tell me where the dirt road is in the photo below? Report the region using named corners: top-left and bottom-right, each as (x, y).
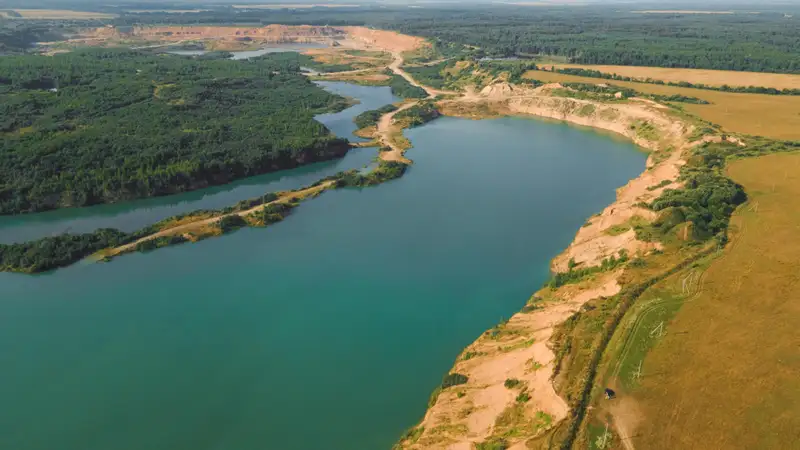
top-left (108, 182), bottom-right (333, 256)
top-left (375, 53), bottom-right (457, 162)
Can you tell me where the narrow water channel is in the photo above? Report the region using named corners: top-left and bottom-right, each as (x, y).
top-left (167, 43), bottom-right (327, 59)
top-left (0, 112), bottom-right (646, 449)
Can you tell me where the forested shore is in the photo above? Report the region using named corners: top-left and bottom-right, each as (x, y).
top-left (0, 49), bottom-right (352, 215)
top-left (0, 162), bottom-right (409, 274)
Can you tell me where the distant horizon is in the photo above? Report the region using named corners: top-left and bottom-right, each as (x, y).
top-left (2, 0), bottom-right (800, 8)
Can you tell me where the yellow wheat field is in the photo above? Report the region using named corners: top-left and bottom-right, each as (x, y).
top-left (549, 63), bottom-right (800, 90)
top-left (524, 70), bottom-right (800, 140)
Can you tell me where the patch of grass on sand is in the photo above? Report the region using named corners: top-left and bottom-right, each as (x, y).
top-left (630, 119), bottom-right (661, 142)
top-left (493, 404), bottom-right (554, 440)
top-left (523, 70), bottom-right (800, 140)
top-left (475, 437), bottom-right (509, 450)
top-left (500, 338), bottom-right (535, 353)
top-left (604, 216), bottom-right (649, 237)
top-left (461, 350), bottom-right (486, 361)
top-left (575, 103), bottom-right (597, 117)
top-left (396, 425), bottom-right (424, 446)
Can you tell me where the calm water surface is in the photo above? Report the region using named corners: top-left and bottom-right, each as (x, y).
top-left (0, 116), bottom-right (646, 450)
top-left (0, 82), bottom-right (397, 243)
top-left (168, 43), bottom-right (327, 59)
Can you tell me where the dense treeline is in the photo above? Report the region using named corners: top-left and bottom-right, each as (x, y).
top-left (392, 9), bottom-right (800, 73)
top-left (642, 142), bottom-right (752, 243)
top-left (0, 229), bottom-right (129, 273)
top-left (0, 22), bottom-right (65, 53)
top-left (476, 60), bottom-right (540, 84)
top-left (106, 6), bottom-right (800, 73)
top-left (386, 71), bottom-right (427, 99)
top-left (335, 161), bottom-right (408, 187)
top-left (556, 82), bottom-right (709, 104)
top-left (405, 59), bottom-right (539, 90)
top-left (353, 104), bottom-right (397, 129)
top-left (403, 62), bottom-right (450, 89)
top-left (554, 68), bottom-right (800, 96)
top-left (0, 49), bottom-right (351, 215)
top-left (394, 102), bottom-right (441, 127)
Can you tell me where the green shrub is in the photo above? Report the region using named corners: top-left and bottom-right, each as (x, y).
top-left (441, 373), bottom-right (469, 389)
top-left (547, 250), bottom-right (629, 288)
top-left (336, 161), bottom-right (409, 187)
top-left (353, 104), bottom-right (397, 129)
top-left (648, 142), bottom-right (747, 240)
top-left (394, 101), bottom-right (441, 127)
top-left (396, 426), bottom-right (424, 445)
top-left (135, 235), bottom-right (188, 252)
top-left (217, 214), bottom-right (247, 233)
top-left (475, 437), bottom-right (509, 450)
top-left (0, 228), bottom-right (130, 273)
top-left (384, 70), bottom-right (427, 98)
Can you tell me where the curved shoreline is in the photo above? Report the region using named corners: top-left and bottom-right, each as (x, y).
top-left (102, 49), bottom-right (432, 264)
top-left (0, 28), bottom-right (719, 446)
top-left (393, 80), bottom-right (703, 448)
top-left (6, 25), bottom-right (776, 450)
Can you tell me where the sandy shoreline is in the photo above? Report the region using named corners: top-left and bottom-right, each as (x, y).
top-left (52, 26), bottom-right (711, 447)
top-left (394, 75), bottom-right (701, 449)
top-left (312, 32), bottom-right (700, 448)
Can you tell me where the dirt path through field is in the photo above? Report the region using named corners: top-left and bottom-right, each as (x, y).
top-left (374, 52), bottom-right (454, 163)
top-left (388, 52), bottom-right (458, 98)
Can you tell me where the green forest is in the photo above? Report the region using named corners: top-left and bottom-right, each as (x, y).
top-left (387, 72), bottom-right (428, 99)
top-left (0, 22), bottom-right (65, 54)
top-left (0, 49), bottom-right (351, 215)
top-left (394, 11), bottom-right (800, 73)
top-left (110, 6), bottom-right (800, 73)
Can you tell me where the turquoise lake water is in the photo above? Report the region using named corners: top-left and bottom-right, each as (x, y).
top-left (0, 95), bottom-right (646, 448)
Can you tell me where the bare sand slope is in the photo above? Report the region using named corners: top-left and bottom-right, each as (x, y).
top-left (397, 77), bottom-right (719, 448)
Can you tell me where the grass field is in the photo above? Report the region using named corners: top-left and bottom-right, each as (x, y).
top-left (626, 152), bottom-right (800, 449)
top-left (549, 64), bottom-right (800, 90)
top-left (524, 70), bottom-right (800, 140)
top-left (10, 9), bottom-right (117, 19)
